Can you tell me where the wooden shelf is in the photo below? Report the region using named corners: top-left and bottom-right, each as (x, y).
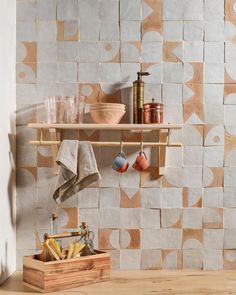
top-left (28, 123), bottom-right (183, 131)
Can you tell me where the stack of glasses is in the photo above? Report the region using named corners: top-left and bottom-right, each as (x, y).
top-left (43, 96), bottom-right (86, 124)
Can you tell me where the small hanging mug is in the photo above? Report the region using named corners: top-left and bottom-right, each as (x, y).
top-left (112, 142), bottom-right (129, 173)
top-left (132, 142), bottom-right (149, 171)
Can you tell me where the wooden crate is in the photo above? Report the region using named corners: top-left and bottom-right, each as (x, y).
top-left (23, 250), bottom-right (110, 293)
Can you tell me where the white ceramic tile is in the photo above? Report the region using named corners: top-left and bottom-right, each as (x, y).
top-left (162, 188), bottom-right (182, 208)
top-left (58, 62), bottom-right (77, 83)
top-left (163, 0), bottom-right (184, 20)
top-left (37, 63), bottom-right (57, 83)
top-left (78, 188), bottom-right (99, 208)
top-left (163, 84), bottom-right (182, 105)
top-left (203, 147), bottom-right (224, 167)
top-left (79, 42), bottom-right (99, 63)
top-left (57, 83), bottom-right (78, 97)
top-left (37, 42), bottom-right (57, 62)
top-left (203, 84), bottom-right (224, 104)
top-left (141, 229), bottom-right (161, 249)
top-left (183, 146), bottom-right (203, 166)
top-left (160, 229), bottom-right (182, 249)
top-left (99, 188), bottom-right (120, 208)
top-left (143, 64), bottom-right (162, 83)
top-left (184, 41), bottom-right (204, 62)
top-left (204, 105), bottom-right (224, 124)
top-left (16, 21), bottom-right (36, 41)
top-left (204, 42), bottom-right (224, 62)
top-left (79, 208), bottom-right (99, 228)
top-left (141, 42), bottom-right (162, 63)
top-left (120, 209), bottom-right (140, 229)
top-left (16, 84), bottom-right (37, 105)
top-left (100, 21), bottom-right (120, 41)
top-left (224, 229), bottom-right (236, 249)
top-left (204, 63), bottom-right (224, 83)
top-left (140, 209), bottom-right (160, 229)
top-left (17, 0), bottom-right (36, 21)
top-left (224, 209), bottom-right (236, 229)
top-left (183, 167), bottom-right (203, 187)
top-left (183, 208), bottom-right (202, 229)
top-left (184, 21), bottom-right (204, 41)
top-left (121, 63), bottom-right (140, 82)
top-left (224, 188), bottom-right (236, 208)
top-left (203, 188), bottom-right (223, 208)
top-left (80, 20), bottom-right (100, 41)
top-left (163, 63), bottom-right (183, 83)
top-left (100, 208), bottom-right (120, 228)
top-left (184, 0), bottom-right (204, 20)
top-left (78, 63), bottom-right (99, 83)
top-left (204, 0), bottom-right (224, 20)
top-left (164, 104), bottom-right (183, 124)
top-left (120, 21), bottom-right (141, 41)
top-left (141, 188), bottom-right (162, 209)
top-left (141, 250), bottom-right (161, 270)
top-left (163, 21), bottom-right (183, 41)
top-left (225, 42), bottom-right (236, 62)
top-left (183, 250), bottom-right (203, 269)
top-left (204, 21), bottom-right (224, 41)
top-left (166, 147), bottom-right (183, 167)
top-left (100, 63), bottom-right (121, 83)
top-left (203, 229), bottom-right (224, 249)
top-left (37, 21), bottom-right (57, 41)
top-left (144, 84), bottom-right (162, 101)
top-left (225, 105), bottom-right (236, 126)
top-left (79, 0), bottom-right (100, 21)
top-left (101, 0), bottom-right (119, 22)
top-left (121, 0), bottom-right (142, 20)
top-left (57, 0), bottom-right (78, 20)
top-left (225, 21), bottom-right (236, 42)
top-left (58, 42), bottom-right (78, 62)
top-left (16, 63), bottom-right (36, 84)
top-left (120, 250), bottom-right (141, 269)
top-left (203, 249), bottom-right (223, 270)
top-left (36, 0), bottom-right (57, 20)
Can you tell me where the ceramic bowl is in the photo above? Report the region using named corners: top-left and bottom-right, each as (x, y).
top-left (90, 103), bottom-right (126, 110)
top-left (90, 109), bottom-right (125, 124)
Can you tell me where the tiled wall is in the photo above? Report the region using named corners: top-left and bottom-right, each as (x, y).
top-left (16, 0), bottom-right (236, 270)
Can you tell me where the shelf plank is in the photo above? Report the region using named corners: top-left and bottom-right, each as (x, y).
top-left (28, 123), bottom-right (183, 131)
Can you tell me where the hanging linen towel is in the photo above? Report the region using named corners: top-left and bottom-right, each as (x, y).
top-left (53, 140), bottom-right (101, 204)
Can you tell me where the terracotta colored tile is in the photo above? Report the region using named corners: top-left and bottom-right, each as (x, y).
top-left (99, 229), bottom-right (118, 250)
top-left (163, 42), bottom-right (182, 62)
top-left (184, 102), bottom-right (204, 123)
top-left (121, 131), bottom-right (141, 143)
top-left (225, 66), bottom-right (236, 83)
top-left (79, 130), bottom-right (100, 141)
top-left (120, 188), bottom-right (141, 208)
top-left (182, 229), bottom-right (203, 246)
top-left (79, 83), bottom-right (100, 104)
top-left (203, 167), bottom-right (224, 188)
top-left (204, 125), bottom-right (225, 146)
top-left (60, 207), bottom-right (78, 229)
top-left (22, 42), bottom-right (37, 63)
top-left (100, 42), bottom-right (120, 63)
top-left (182, 187), bottom-right (202, 208)
top-left (161, 209), bottom-right (182, 228)
top-left (225, 0), bottom-right (236, 20)
top-left (143, 0), bottom-right (162, 22)
top-left (141, 21), bottom-right (163, 38)
top-left (224, 84), bottom-right (236, 103)
top-left (187, 62), bottom-right (203, 83)
top-left (120, 229), bottom-right (140, 249)
top-left (203, 208), bottom-right (223, 229)
top-left (99, 89), bottom-right (121, 103)
top-left (224, 250), bottom-right (236, 269)
top-left (24, 167), bottom-right (37, 181)
top-left (162, 249), bottom-right (183, 269)
top-left (57, 20), bottom-right (79, 41)
top-left (37, 150), bottom-right (53, 168)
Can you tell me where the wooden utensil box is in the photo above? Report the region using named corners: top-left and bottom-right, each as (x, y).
top-left (23, 250), bottom-right (110, 293)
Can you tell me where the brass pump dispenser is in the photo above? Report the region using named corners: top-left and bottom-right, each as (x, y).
top-left (133, 72), bottom-right (150, 124)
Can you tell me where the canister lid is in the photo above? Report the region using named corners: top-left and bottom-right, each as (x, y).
top-left (143, 98), bottom-right (163, 109)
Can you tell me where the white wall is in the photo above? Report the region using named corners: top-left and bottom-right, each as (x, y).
top-left (0, 0), bottom-right (16, 285)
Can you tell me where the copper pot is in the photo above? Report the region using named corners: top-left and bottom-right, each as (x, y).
top-left (143, 99), bottom-right (163, 124)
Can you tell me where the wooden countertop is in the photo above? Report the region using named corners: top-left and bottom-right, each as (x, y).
top-left (1, 270), bottom-right (236, 294)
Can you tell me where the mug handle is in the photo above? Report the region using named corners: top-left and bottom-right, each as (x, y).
top-left (139, 151), bottom-right (147, 159)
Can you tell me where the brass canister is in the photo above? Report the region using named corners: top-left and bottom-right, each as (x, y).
top-left (133, 72), bottom-right (150, 124)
